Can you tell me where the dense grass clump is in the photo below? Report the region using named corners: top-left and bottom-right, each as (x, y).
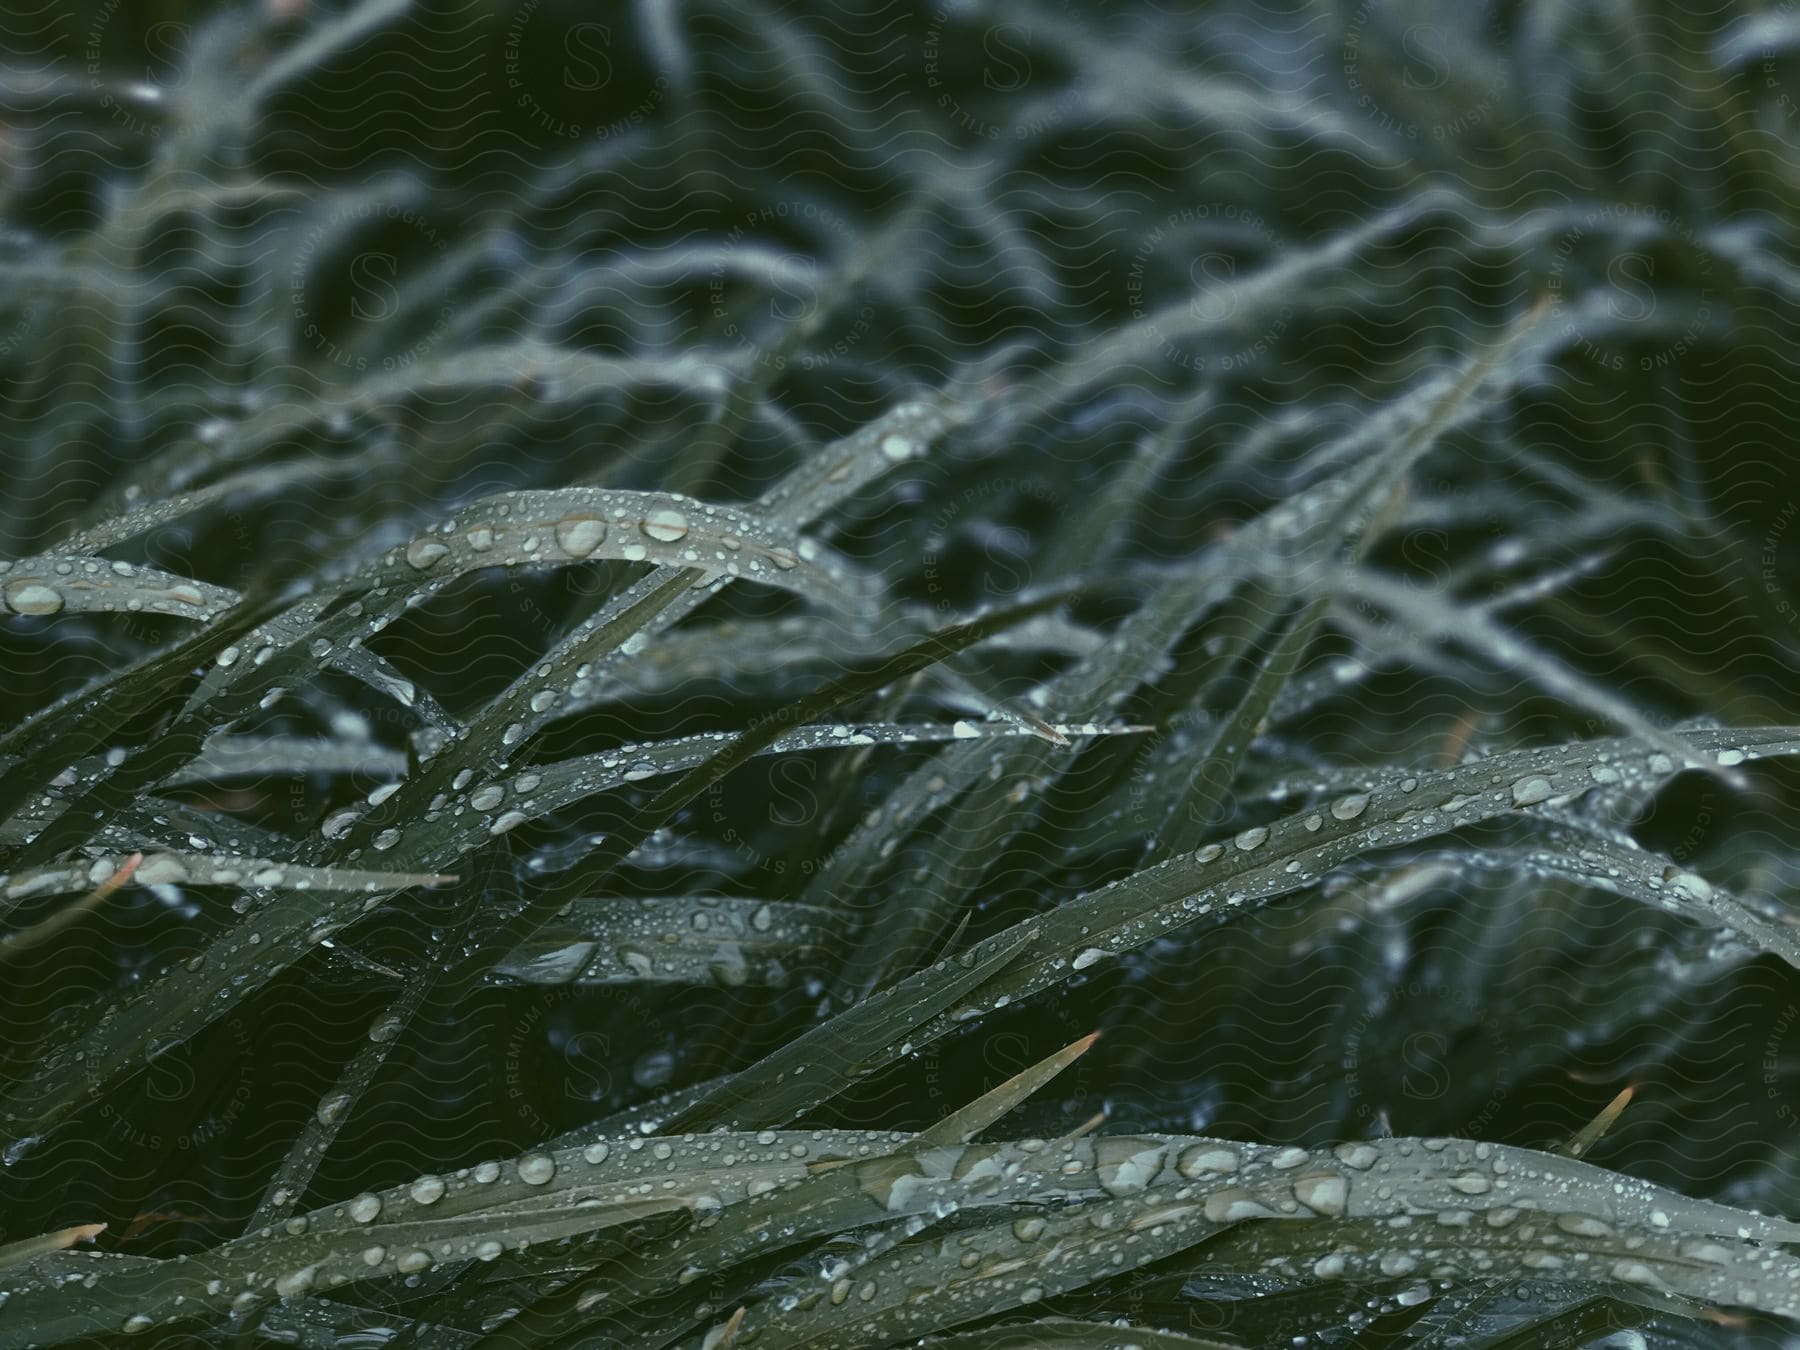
top-left (1, 0), bottom-right (1799, 1345)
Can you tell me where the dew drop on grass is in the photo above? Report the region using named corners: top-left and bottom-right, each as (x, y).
top-left (405, 538), bottom-right (450, 569)
top-left (641, 508), bottom-right (690, 543)
top-left (555, 515), bottom-right (607, 557)
top-left (517, 1152), bottom-right (555, 1184)
top-left (409, 1175), bottom-right (446, 1205)
top-left (1204, 1189), bottom-right (1280, 1221)
top-left (274, 1265), bottom-right (317, 1297)
top-left (4, 581), bottom-right (64, 615)
top-left (469, 785), bottom-right (504, 811)
top-left (1176, 1145), bottom-right (1239, 1177)
top-left (1235, 825), bottom-right (1269, 850)
top-left (1331, 792), bottom-right (1370, 820)
top-left (1294, 1172), bottom-right (1349, 1216)
top-left (348, 1193), bottom-right (382, 1223)
top-left (1510, 775), bottom-right (1554, 806)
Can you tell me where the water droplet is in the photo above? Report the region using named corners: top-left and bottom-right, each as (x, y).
top-left (121, 1314), bottom-right (155, 1334)
top-left (405, 538), bottom-right (450, 569)
top-left (556, 515), bottom-right (608, 557)
top-left (583, 1141), bottom-right (610, 1165)
top-left (348, 1193), bottom-right (382, 1224)
top-left (397, 1248), bottom-right (432, 1273)
top-left (1235, 825), bottom-right (1269, 850)
top-left (1331, 792), bottom-right (1370, 821)
top-left (467, 525), bottom-right (495, 551)
top-left (641, 508), bottom-right (690, 543)
top-left (1556, 1213), bottom-right (1613, 1237)
top-left (469, 785), bottom-right (504, 811)
top-left (372, 827), bottom-right (401, 850)
top-left (1294, 1172), bottom-right (1349, 1216)
top-left (517, 1152), bottom-right (556, 1185)
top-left (474, 1239), bottom-right (504, 1261)
top-left (1176, 1145), bottom-right (1239, 1177)
top-left (1071, 946), bottom-right (1107, 971)
top-left (1204, 1188), bottom-right (1280, 1222)
top-left (1510, 775), bottom-right (1554, 806)
top-left (1669, 870), bottom-right (1714, 902)
top-left (4, 581), bottom-right (64, 615)
top-left (274, 1265), bottom-right (317, 1297)
top-left (409, 1175), bottom-right (446, 1205)
top-left (473, 1160), bottom-right (501, 1183)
